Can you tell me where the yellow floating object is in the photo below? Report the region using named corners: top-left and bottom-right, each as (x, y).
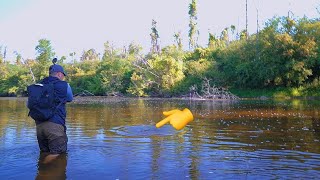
top-left (156, 108), bottom-right (194, 130)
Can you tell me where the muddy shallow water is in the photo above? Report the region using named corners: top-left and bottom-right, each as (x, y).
top-left (0, 97), bottom-right (320, 179)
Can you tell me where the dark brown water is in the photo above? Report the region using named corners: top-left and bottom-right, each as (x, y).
top-left (0, 97), bottom-right (320, 179)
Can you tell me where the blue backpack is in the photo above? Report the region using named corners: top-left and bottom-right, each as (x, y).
top-left (27, 83), bottom-right (59, 121)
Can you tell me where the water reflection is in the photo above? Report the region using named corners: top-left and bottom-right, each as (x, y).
top-left (1, 97), bottom-right (320, 179)
top-left (36, 153), bottom-right (67, 180)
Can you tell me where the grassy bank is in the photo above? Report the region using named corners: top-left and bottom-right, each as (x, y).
top-left (230, 87), bottom-right (320, 99)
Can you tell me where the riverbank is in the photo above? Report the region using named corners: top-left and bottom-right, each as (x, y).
top-left (230, 87), bottom-right (320, 99)
top-left (2, 86), bottom-right (320, 102)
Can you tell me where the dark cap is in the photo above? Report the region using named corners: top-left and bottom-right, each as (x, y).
top-left (49, 64), bottom-right (67, 76)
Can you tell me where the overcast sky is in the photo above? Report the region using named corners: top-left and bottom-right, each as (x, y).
top-left (0, 0), bottom-right (319, 61)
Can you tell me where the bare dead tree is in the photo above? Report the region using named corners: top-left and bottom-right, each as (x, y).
top-left (150, 19), bottom-right (160, 54)
top-left (3, 46), bottom-right (7, 61)
top-left (185, 77), bottom-right (239, 100)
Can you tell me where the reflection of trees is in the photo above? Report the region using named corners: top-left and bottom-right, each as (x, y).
top-left (68, 99), bottom-right (164, 139)
top-left (69, 105), bottom-right (115, 138)
top-left (188, 124), bottom-right (202, 179)
top-left (0, 98), bottom-right (35, 139)
top-left (4, 97), bottom-right (320, 178)
top-left (0, 107), bottom-right (9, 136)
top-left (212, 115), bottom-right (320, 153)
top-left (149, 131), bottom-right (199, 178)
top-left (187, 99), bottom-right (320, 153)
top-left (312, 116), bottom-right (320, 141)
top-left (125, 99), bottom-right (147, 125)
top-left (68, 105), bottom-right (104, 137)
top-left (150, 136), bottom-right (162, 178)
top-left (64, 98), bottom-right (320, 157)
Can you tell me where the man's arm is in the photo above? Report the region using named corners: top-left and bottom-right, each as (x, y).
top-left (66, 83), bottom-right (73, 102)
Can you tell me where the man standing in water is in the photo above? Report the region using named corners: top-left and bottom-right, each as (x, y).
top-left (29, 59), bottom-right (73, 163)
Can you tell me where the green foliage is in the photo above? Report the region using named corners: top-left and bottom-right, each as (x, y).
top-left (127, 72), bottom-right (147, 96)
top-left (80, 49), bottom-right (100, 61)
top-left (170, 76), bottom-right (202, 96)
top-left (149, 54), bottom-right (184, 90)
top-left (0, 46), bottom-right (4, 64)
top-left (70, 74), bottom-right (104, 95)
top-left (0, 63), bottom-right (32, 96)
top-left (35, 39), bottom-right (55, 64)
top-left (33, 39), bottom-right (55, 81)
top-left (98, 47), bottom-right (133, 94)
top-left (131, 45), bottom-right (185, 96)
top-left (128, 42), bottom-right (143, 56)
top-left (174, 32), bottom-right (183, 50)
top-left (213, 16), bottom-right (319, 90)
top-left (2, 15), bottom-right (320, 99)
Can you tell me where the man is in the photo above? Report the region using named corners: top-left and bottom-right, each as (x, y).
top-left (35, 62), bottom-right (73, 163)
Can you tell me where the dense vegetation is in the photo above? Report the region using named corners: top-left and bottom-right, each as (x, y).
top-left (1, 11), bottom-right (320, 98)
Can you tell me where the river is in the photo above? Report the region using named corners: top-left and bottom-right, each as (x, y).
top-left (0, 97), bottom-right (319, 179)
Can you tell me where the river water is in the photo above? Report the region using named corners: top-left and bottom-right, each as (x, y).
top-left (0, 97), bottom-right (320, 179)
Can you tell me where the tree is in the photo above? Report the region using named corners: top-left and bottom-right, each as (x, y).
top-left (98, 45), bottom-right (133, 94)
top-left (150, 52), bottom-right (185, 91)
top-left (80, 49), bottom-right (100, 62)
top-left (150, 19), bottom-right (160, 54)
top-left (0, 46), bottom-right (3, 64)
top-left (128, 42), bottom-right (142, 58)
top-left (69, 52), bottom-right (76, 63)
top-left (33, 39), bottom-right (55, 80)
top-left (15, 53), bottom-right (22, 65)
top-left (131, 46), bottom-right (185, 96)
top-left (245, 0), bottom-right (249, 39)
top-left (0, 57), bottom-right (7, 80)
top-left (59, 56), bottom-right (66, 64)
top-left (102, 41), bottom-right (117, 60)
top-left (127, 71), bottom-right (146, 96)
top-left (174, 31), bottom-right (183, 50)
top-left (13, 51), bottom-right (36, 83)
top-left (188, 0), bottom-right (198, 50)
top-left (220, 28), bottom-right (229, 46)
top-left (230, 25), bottom-right (236, 40)
top-left (240, 30), bottom-right (248, 40)
top-left (3, 46), bottom-right (7, 62)
top-left (208, 33), bottom-right (225, 50)
top-left (208, 33), bottom-right (216, 49)
top-left (35, 39), bottom-right (55, 64)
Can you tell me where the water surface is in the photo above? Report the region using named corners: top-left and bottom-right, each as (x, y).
top-left (0, 97), bottom-right (320, 179)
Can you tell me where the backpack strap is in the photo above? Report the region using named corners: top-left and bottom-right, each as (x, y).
top-left (50, 82), bottom-right (65, 115)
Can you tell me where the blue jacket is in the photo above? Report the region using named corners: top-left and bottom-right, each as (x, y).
top-left (37, 76), bottom-right (73, 128)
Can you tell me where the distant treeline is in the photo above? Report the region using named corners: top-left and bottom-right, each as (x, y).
top-left (1, 16), bottom-right (320, 98)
